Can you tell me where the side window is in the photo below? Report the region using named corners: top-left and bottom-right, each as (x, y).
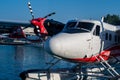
top-left (109, 34), bottom-right (112, 41)
top-left (105, 32), bottom-right (113, 41)
top-left (114, 35), bottom-right (120, 43)
top-left (118, 36), bottom-right (120, 43)
top-left (105, 33), bottom-right (108, 40)
top-left (93, 25), bottom-right (100, 36)
top-left (114, 35), bottom-right (117, 42)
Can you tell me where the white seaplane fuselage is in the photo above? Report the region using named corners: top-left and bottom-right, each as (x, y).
top-left (44, 20), bottom-right (120, 63)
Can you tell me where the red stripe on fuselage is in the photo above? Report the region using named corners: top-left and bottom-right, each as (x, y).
top-left (70, 44), bottom-right (120, 63)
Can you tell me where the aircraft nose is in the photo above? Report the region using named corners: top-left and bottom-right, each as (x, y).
top-left (44, 37), bottom-right (61, 55)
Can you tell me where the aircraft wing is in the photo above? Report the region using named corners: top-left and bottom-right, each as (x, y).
top-left (0, 20), bottom-right (33, 33)
top-left (0, 20), bottom-right (32, 27)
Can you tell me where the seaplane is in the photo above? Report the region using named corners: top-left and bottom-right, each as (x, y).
top-left (0, 2), bottom-right (64, 45)
top-left (43, 17), bottom-right (120, 79)
top-left (20, 2), bottom-right (120, 80)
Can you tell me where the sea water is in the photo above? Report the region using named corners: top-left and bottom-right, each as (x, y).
top-left (0, 45), bottom-right (75, 80)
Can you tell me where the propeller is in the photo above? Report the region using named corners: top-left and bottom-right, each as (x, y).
top-left (28, 2), bottom-right (55, 19)
top-left (44, 12), bottom-right (56, 18)
top-left (27, 1), bottom-right (55, 38)
top-left (28, 2), bottom-right (34, 19)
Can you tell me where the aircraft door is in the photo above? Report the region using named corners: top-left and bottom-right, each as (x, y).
top-left (91, 25), bottom-right (101, 55)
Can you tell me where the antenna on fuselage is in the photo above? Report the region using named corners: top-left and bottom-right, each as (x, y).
top-left (101, 17), bottom-right (104, 22)
top-left (101, 17), bottom-right (105, 31)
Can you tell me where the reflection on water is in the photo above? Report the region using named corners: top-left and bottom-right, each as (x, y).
top-left (0, 45), bottom-right (75, 80)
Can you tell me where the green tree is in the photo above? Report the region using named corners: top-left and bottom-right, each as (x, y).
top-left (104, 14), bottom-right (120, 25)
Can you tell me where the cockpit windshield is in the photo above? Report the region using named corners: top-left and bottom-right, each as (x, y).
top-left (66, 22), bottom-right (77, 29)
top-left (63, 22), bottom-right (94, 33)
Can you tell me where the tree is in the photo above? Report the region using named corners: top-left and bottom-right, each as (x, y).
top-left (104, 14), bottom-right (120, 25)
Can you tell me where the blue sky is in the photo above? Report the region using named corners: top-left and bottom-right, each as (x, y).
top-left (0, 0), bottom-right (120, 23)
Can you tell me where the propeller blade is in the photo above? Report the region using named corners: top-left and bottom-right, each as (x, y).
top-left (28, 2), bottom-right (34, 19)
top-left (44, 12), bottom-right (56, 18)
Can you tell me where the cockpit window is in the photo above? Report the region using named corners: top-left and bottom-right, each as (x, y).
top-left (66, 22), bottom-right (77, 29)
top-left (77, 22), bottom-right (94, 31)
top-left (63, 22), bottom-right (94, 33)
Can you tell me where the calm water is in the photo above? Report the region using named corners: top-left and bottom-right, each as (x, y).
top-left (0, 45), bottom-right (75, 80)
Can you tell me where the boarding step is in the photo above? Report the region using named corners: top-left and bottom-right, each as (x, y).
top-left (95, 55), bottom-right (120, 78)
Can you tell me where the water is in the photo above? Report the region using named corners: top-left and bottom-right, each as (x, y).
top-left (0, 45), bottom-right (75, 80)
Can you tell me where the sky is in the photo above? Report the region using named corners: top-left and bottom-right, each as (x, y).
top-left (0, 0), bottom-right (120, 23)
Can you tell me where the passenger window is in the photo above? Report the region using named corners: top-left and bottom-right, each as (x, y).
top-left (105, 33), bottom-right (108, 40)
top-left (109, 34), bottom-right (112, 41)
top-left (118, 36), bottom-right (120, 43)
top-left (115, 35), bottom-right (117, 42)
top-left (93, 25), bottom-right (100, 36)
